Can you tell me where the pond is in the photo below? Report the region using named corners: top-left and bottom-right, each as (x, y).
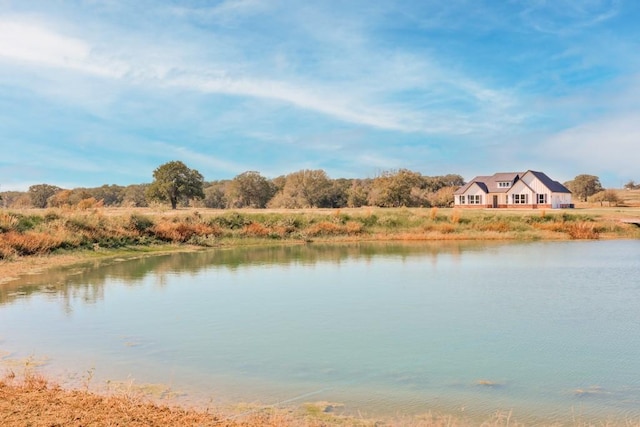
top-left (1, 240), bottom-right (640, 423)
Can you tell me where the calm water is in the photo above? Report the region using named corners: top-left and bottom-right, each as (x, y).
top-left (1, 241), bottom-right (640, 423)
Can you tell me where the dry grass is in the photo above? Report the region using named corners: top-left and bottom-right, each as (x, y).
top-left (1, 207), bottom-right (638, 262)
top-left (3, 371), bottom-right (637, 427)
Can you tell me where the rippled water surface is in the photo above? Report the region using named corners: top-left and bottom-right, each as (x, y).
top-left (2, 241), bottom-right (639, 423)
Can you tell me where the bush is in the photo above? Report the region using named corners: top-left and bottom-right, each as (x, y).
top-left (151, 221), bottom-right (220, 242)
top-left (306, 221), bottom-right (343, 236)
top-left (128, 214), bottom-right (154, 233)
top-left (356, 214), bottom-right (378, 227)
top-left (0, 212), bottom-right (19, 232)
top-left (242, 222), bottom-right (269, 237)
top-left (2, 231), bottom-right (64, 255)
top-left (210, 212), bottom-right (251, 229)
top-left (566, 222), bottom-right (600, 239)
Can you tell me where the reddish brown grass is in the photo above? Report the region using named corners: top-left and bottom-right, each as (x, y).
top-left (566, 222), bottom-right (600, 239)
top-left (243, 222), bottom-right (270, 237)
top-left (151, 221), bottom-right (219, 242)
top-left (0, 231), bottom-right (64, 256)
top-left (306, 221), bottom-right (343, 236)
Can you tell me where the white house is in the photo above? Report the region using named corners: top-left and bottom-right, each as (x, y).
top-left (454, 170), bottom-right (572, 209)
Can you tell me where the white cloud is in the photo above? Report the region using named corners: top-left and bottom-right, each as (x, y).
top-left (536, 112), bottom-right (640, 180)
top-left (0, 14), bottom-right (520, 136)
top-left (0, 19), bottom-right (125, 77)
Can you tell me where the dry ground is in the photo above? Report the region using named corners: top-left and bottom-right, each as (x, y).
top-left (0, 373), bottom-right (532, 427)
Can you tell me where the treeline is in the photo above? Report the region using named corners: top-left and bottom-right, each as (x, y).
top-left (0, 169), bottom-right (465, 210)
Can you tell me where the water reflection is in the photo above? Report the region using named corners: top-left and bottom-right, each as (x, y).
top-left (1, 240), bottom-right (639, 423)
top-left (1, 241), bottom-right (487, 308)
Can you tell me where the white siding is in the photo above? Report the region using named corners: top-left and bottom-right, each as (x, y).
top-left (551, 193), bottom-right (572, 208)
top-left (520, 172), bottom-right (548, 194)
top-left (455, 183), bottom-right (486, 206)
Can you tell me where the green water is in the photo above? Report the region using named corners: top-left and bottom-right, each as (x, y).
top-left (1, 241), bottom-right (639, 423)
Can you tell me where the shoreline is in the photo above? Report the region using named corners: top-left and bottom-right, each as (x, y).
top-left (4, 371), bottom-right (636, 427)
top-left (2, 206), bottom-right (638, 286)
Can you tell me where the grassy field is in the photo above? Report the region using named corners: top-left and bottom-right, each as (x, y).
top-left (1, 206), bottom-right (639, 261)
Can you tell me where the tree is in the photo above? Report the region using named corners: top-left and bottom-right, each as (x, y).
top-left (268, 169), bottom-right (332, 208)
top-left (624, 180), bottom-right (640, 190)
top-left (346, 179), bottom-right (371, 207)
top-left (564, 174), bottom-right (603, 202)
top-left (47, 189), bottom-right (73, 207)
top-left (226, 171), bottom-right (276, 208)
top-left (369, 169), bottom-right (424, 207)
top-left (146, 161), bottom-right (205, 209)
top-left (589, 189), bottom-right (621, 207)
top-left (90, 184), bottom-right (125, 206)
top-left (122, 184), bottom-right (149, 207)
top-left (28, 184), bottom-right (62, 208)
top-left (427, 186), bottom-right (456, 207)
top-left (203, 182), bottom-right (228, 209)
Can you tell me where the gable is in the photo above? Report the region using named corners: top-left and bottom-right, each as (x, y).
top-left (459, 182), bottom-right (488, 196)
top-left (521, 170), bottom-right (572, 194)
top-left (507, 179), bottom-right (534, 195)
top-left (455, 173), bottom-right (520, 195)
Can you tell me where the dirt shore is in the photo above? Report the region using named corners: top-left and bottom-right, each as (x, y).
top-left (0, 372), bottom-right (306, 427)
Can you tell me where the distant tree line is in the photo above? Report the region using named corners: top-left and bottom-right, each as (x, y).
top-left (0, 163), bottom-right (466, 210)
top-left (4, 163), bottom-right (627, 210)
top-left (624, 180), bottom-right (640, 190)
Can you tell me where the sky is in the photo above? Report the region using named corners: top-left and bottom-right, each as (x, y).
top-left (0, 0), bottom-right (639, 191)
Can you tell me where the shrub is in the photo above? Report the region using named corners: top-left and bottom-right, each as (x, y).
top-left (151, 221), bottom-right (219, 242)
top-left (128, 214), bottom-right (154, 233)
top-left (210, 212), bottom-right (251, 229)
top-left (306, 221), bottom-right (343, 236)
top-left (344, 221), bottom-right (364, 235)
top-left (0, 212), bottom-right (19, 232)
top-left (356, 214), bottom-right (378, 227)
top-left (2, 231), bottom-right (64, 255)
top-left (566, 222), bottom-right (600, 239)
top-left (44, 211), bottom-right (61, 222)
top-left (16, 214), bottom-right (44, 232)
top-left (242, 222), bottom-right (269, 237)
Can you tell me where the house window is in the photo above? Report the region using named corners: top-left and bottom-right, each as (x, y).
top-left (513, 194), bottom-right (528, 204)
top-left (459, 195), bottom-right (465, 204)
top-left (498, 182), bottom-right (511, 188)
top-left (505, 195), bottom-right (509, 204)
top-left (468, 195), bottom-right (482, 204)
top-left (537, 194), bottom-right (547, 204)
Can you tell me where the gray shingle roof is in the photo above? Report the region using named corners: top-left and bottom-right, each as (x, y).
top-left (454, 172), bottom-right (521, 195)
top-left (455, 170), bottom-right (571, 195)
top-left (527, 170), bottom-right (572, 193)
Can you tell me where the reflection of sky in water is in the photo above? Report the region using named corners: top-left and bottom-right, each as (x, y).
top-left (1, 241), bottom-right (639, 423)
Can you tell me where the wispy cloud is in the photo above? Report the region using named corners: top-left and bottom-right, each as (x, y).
top-left (1, 1), bottom-right (639, 189)
top-left (0, 9), bottom-right (521, 136)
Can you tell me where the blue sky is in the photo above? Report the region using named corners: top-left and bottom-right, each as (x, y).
top-left (1, 0), bottom-right (638, 190)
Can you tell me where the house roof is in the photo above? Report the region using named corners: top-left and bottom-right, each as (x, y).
top-left (455, 170), bottom-right (571, 195)
top-left (525, 170), bottom-right (572, 194)
top-left (454, 177), bottom-right (490, 195)
top-left (454, 172), bottom-right (521, 195)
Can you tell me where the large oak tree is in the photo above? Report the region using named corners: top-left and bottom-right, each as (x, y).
top-left (146, 161), bottom-right (204, 209)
